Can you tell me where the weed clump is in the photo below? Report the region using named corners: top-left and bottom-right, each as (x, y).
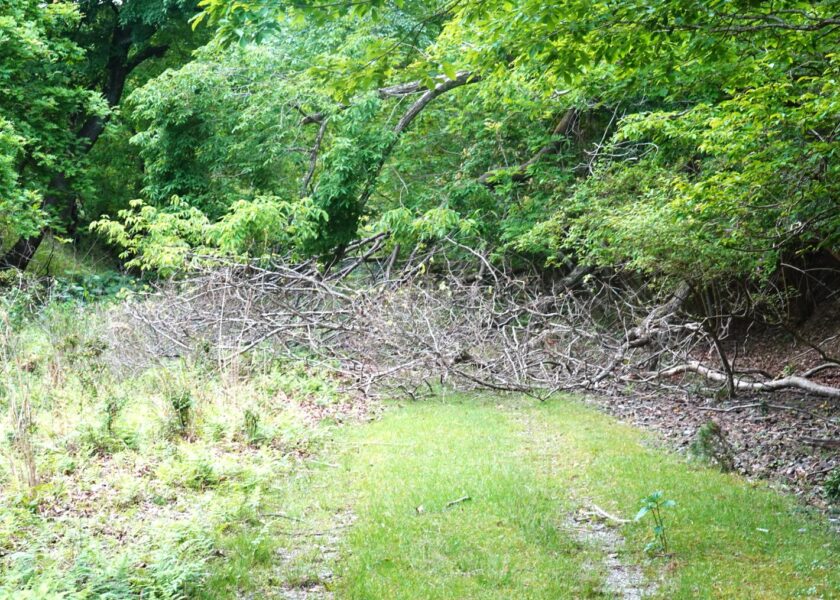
top-left (184, 458), bottom-right (221, 490)
top-left (78, 424), bottom-right (138, 457)
top-left (159, 371), bottom-right (197, 439)
top-left (242, 408), bottom-right (265, 446)
top-left (169, 389), bottom-right (194, 436)
top-left (689, 420), bottom-right (735, 472)
top-left (824, 469), bottom-right (840, 504)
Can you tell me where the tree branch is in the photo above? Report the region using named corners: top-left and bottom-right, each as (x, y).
top-left (392, 71), bottom-right (480, 134)
top-left (126, 45), bottom-right (170, 74)
top-left (654, 361), bottom-right (840, 399)
top-left (478, 108), bottom-right (578, 187)
top-left (301, 117), bottom-right (329, 197)
top-left (356, 71), bottom-right (480, 208)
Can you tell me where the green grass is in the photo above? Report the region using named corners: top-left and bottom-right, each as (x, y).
top-left (27, 235), bottom-right (116, 278)
top-left (526, 399), bottom-right (840, 599)
top-left (332, 399), bottom-right (604, 599)
top-left (323, 395), bottom-right (839, 599)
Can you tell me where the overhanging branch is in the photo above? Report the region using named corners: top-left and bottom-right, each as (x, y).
top-left (478, 108), bottom-right (578, 187)
top-left (127, 44), bottom-right (170, 74)
top-left (356, 71), bottom-right (480, 208)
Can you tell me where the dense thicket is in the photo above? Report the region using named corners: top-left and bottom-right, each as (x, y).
top-left (2, 0), bottom-right (839, 306)
top-left (0, 0), bottom-right (199, 270)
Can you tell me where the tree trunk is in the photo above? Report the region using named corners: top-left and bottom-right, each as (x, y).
top-left (0, 235), bottom-right (45, 271)
top-left (0, 174), bottom-right (67, 272)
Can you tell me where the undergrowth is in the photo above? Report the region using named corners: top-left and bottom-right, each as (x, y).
top-left (0, 297), bottom-right (347, 597)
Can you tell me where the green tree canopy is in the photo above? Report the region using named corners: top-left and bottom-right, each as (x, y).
top-left (10, 0), bottom-right (836, 293)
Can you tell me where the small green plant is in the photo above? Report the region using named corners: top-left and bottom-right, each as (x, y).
top-left (824, 469), bottom-right (840, 504)
top-left (158, 364), bottom-right (200, 438)
top-left (184, 458), bottom-right (220, 490)
top-left (635, 491), bottom-right (676, 555)
top-left (101, 392), bottom-right (126, 436)
top-left (688, 420), bottom-right (735, 472)
top-left (242, 408), bottom-right (263, 446)
top-left (5, 380), bottom-right (38, 490)
top-left (172, 391), bottom-right (193, 431)
top-left (79, 425), bottom-right (139, 457)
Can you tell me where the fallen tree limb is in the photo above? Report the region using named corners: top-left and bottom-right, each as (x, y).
top-left (654, 361), bottom-right (840, 399)
top-left (112, 242), bottom-right (840, 410)
top-left (802, 363), bottom-right (840, 378)
top-left (697, 403), bottom-right (763, 413)
top-left (800, 436), bottom-right (840, 449)
top-left (445, 495), bottom-right (471, 508)
top-left (592, 280), bottom-right (692, 385)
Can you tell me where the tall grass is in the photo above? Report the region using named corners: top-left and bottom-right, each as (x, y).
top-left (1, 309), bottom-right (38, 490)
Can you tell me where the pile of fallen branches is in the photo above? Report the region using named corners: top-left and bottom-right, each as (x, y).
top-left (111, 238), bottom-right (840, 406)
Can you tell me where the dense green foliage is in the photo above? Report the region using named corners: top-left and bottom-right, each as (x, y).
top-left (0, 1), bottom-right (96, 241)
top-left (2, 1), bottom-right (838, 290)
top-left (0, 0), bottom-right (198, 270)
top-left (81, 0), bottom-right (839, 288)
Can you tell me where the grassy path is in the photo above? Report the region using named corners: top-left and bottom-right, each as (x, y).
top-left (333, 398), bottom-right (602, 598)
top-left (315, 395), bottom-right (838, 599)
top-left (224, 394), bottom-right (838, 598)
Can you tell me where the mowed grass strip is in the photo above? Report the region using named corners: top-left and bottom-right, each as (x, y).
top-left (333, 398), bottom-right (606, 599)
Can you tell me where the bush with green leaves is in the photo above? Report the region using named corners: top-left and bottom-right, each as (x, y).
top-left (183, 458), bottom-right (221, 491)
top-left (78, 427), bottom-right (137, 458)
top-left (168, 389), bottom-right (194, 438)
top-left (157, 367), bottom-right (199, 438)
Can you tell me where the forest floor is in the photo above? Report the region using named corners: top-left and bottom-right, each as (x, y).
top-left (584, 389), bottom-right (839, 509)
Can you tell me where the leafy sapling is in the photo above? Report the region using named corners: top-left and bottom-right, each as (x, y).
top-left (635, 491), bottom-right (676, 555)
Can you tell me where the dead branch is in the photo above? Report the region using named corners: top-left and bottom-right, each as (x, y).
top-left (445, 495), bottom-right (471, 508)
top-left (800, 437), bottom-right (840, 450)
top-left (654, 361), bottom-right (840, 399)
top-left (301, 117), bottom-right (329, 196)
top-left (109, 241), bottom-right (839, 410)
top-left (583, 504), bottom-right (630, 524)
